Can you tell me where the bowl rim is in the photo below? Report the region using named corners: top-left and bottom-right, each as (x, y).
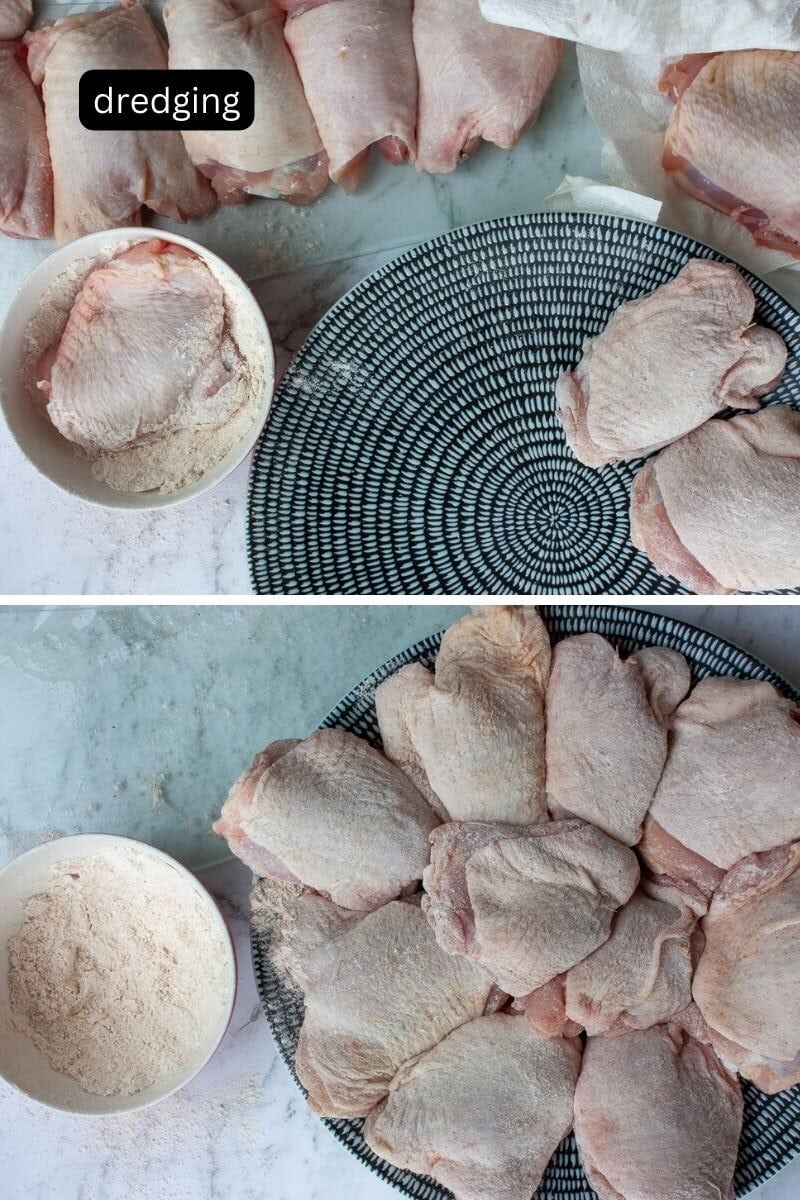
top-left (0, 227), bottom-right (276, 511)
top-left (0, 831), bottom-right (238, 1115)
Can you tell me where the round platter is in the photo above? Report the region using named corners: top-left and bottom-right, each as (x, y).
top-left (247, 212), bottom-right (800, 596)
top-left (251, 605), bottom-right (800, 1199)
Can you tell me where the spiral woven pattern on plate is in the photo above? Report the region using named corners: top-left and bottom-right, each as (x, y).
top-left (248, 212), bottom-right (800, 595)
top-left (250, 607), bottom-right (800, 1198)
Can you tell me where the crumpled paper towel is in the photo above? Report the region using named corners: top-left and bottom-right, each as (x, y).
top-left (542, 176), bottom-right (662, 223)
top-left (481, 1), bottom-right (800, 307)
top-left (480, 0), bottom-right (800, 54)
top-left (570, 47), bottom-right (800, 308)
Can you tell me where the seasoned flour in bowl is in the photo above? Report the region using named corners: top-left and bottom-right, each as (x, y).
top-left (7, 847), bottom-right (229, 1097)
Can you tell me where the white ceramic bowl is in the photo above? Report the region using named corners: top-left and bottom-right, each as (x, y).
top-left (0, 229), bottom-right (275, 509)
top-left (0, 834), bottom-right (237, 1115)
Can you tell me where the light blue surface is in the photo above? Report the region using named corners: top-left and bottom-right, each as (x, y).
top-left (0, 605), bottom-right (466, 869)
top-left (3, 604), bottom-right (800, 871)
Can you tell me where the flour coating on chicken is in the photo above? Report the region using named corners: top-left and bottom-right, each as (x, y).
top-left (40, 241), bottom-right (246, 455)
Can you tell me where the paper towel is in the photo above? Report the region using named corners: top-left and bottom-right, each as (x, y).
top-left (542, 175), bottom-right (662, 223)
top-left (567, 46), bottom-right (800, 308)
top-left (480, 0), bottom-right (800, 54)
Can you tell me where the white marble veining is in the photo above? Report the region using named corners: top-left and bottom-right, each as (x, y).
top-left (0, 47), bottom-right (603, 597)
top-left (1, 604), bottom-right (799, 1200)
top-left (4, 602), bottom-right (799, 872)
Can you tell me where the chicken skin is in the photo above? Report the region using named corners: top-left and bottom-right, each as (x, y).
top-left (630, 406), bottom-right (800, 593)
top-left (376, 606), bottom-right (551, 824)
top-left (556, 260), bottom-right (786, 468)
top-left (662, 50), bottom-right (800, 254)
top-left (26, 0), bottom-right (215, 243)
top-left (214, 728), bottom-right (438, 911)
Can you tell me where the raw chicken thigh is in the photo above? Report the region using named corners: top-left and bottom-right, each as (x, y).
top-left (40, 240), bottom-right (245, 453)
top-left (630, 406), bottom-right (800, 593)
top-left (545, 634), bottom-right (690, 844)
top-left (638, 817), bottom-right (725, 898)
top-left (646, 677), bottom-right (800, 881)
top-left (412, 0), bottom-right (562, 174)
top-left (364, 1014), bottom-right (580, 1200)
top-left (277, 0), bottom-right (417, 190)
top-left (662, 50), bottom-right (800, 254)
top-left (0, 0), bottom-right (31, 39)
top-left (574, 1025), bottom-right (742, 1200)
top-left (163, 0), bottom-right (328, 204)
top-left (376, 606), bottom-right (551, 824)
top-left (515, 976), bottom-right (582, 1040)
top-left (555, 260), bottom-right (787, 468)
top-left (564, 877), bottom-right (705, 1036)
top-left (214, 728), bottom-right (438, 911)
top-left (259, 881), bottom-right (495, 1116)
top-left (692, 842), bottom-right (800, 1093)
top-left (0, 43), bottom-right (53, 239)
top-left (423, 819), bottom-right (639, 995)
top-left (26, 0), bottom-right (215, 244)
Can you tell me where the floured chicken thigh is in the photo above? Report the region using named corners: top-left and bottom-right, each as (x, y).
top-left (638, 817), bottom-right (725, 898)
top-left (574, 1025), bottom-right (742, 1200)
top-left (555, 260), bottom-right (787, 468)
top-left (0, 43), bottom-right (53, 239)
top-left (26, 0), bottom-right (215, 244)
top-left (661, 50), bottom-right (800, 254)
top-left (214, 728), bottom-right (438, 911)
top-left (0, 0), bottom-right (31, 39)
top-left (423, 819), bottom-right (639, 995)
top-left (376, 606), bottom-right (550, 824)
top-left (164, 0), bottom-right (328, 204)
top-left (692, 842), bottom-right (800, 1093)
top-left (40, 240), bottom-right (245, 455)
top-left (546, 634), bottom-right (690, 844)
top-left (413, 0), bottom-right (562, 174)
top-left (564, 877), bottom-right (705, 1036)
top-left (277, 0), bottom-right (417, 191)
top-left (645, 677), bottom-right (800, 883)
top-left (514, 977), bottom-right (582, 1040)
top-left (364, 1014), bottom-right (580, 1200)
top-left (631, 406), bottom-right (800, 593)
top-left (257, 880), bottom-right (495, 1116)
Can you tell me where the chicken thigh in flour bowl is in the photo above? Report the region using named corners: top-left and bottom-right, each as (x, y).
top-left (0, 229), bottom-right (274, 509)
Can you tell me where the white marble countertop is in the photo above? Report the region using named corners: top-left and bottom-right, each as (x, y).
top-left (2, 603), bottom-right (800, 1200)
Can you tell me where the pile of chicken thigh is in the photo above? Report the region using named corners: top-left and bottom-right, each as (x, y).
top-left (4, 0), bottom-right (800, 264)
top-left (215, 606), bottom-right (800, 1200)
top-left (1, 0), bottom-right (563, 243)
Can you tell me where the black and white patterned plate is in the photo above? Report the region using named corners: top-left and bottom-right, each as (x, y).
top-left (247, 212), bottom-right (800, 595)
top-left (251, 606), bottom-right (800, 1198)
